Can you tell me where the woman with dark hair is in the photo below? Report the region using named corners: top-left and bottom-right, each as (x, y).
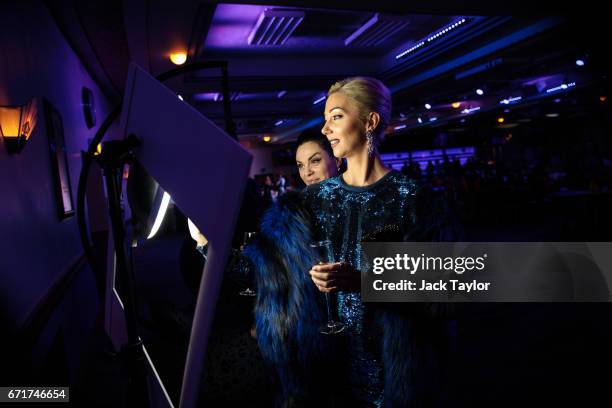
top-left (247, 77), bottom-right (456, 407)
top-left (295, 129), bottom-right (342, 186)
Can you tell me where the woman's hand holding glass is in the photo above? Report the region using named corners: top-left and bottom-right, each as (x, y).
top-left (309, 261), bottom-right (361, 293)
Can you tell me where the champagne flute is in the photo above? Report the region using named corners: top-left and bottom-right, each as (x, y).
top-left (310, 240), bottom-right (345, 335)
top-left (239, 232), bottom-right (257, 297)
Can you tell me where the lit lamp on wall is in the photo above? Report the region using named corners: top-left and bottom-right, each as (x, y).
top-left (0, 98), bottom-right (37, 155)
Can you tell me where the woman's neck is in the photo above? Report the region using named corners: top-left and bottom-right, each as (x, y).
top-left (343, 147), bottom-right (391, 187)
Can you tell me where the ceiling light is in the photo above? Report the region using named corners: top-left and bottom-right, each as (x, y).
top-left (461, 107), bottom-right (480, 114)
top-left (546, 82), bottom-right (576, 93)
top-left (395, 41), bottom-right (425, 59)
top-left (313, 96), bottom-right (326, 105)
top-left (169, 52), bottom-right (187, 65)
top-left (426, 18), bottom-right (466, 43)
top-left (500, 96), bottom-right (522, 105)
top-left (396, 18), bottom-right (467, 60)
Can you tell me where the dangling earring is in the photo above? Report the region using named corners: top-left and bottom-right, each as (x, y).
top-left (366, 130), bottom-right (375, 156)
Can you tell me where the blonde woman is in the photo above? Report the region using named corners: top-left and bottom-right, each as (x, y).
top-left (247, 78), bottom-right (454, 407)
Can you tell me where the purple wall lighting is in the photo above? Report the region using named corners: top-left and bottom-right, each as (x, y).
top-left (193, 92), bottom-right (218, 101)
top-left (381, 147), bottom-right (475, 170)
top-left (193, 92), bottom-right (241, 102)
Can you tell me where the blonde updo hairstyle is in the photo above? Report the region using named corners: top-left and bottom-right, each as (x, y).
top-left (327, 77), bottom-right (391, 149)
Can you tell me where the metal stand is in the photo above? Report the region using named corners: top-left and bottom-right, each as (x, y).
top-left (76, 61), bottom-right (243, 408)
top-left (96, 135), bottom-right (149, 408)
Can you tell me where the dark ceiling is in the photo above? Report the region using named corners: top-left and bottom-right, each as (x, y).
top-left (45, 1), bottom-right (609, 144)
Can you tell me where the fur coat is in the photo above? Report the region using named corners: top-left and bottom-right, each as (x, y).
top-left (244, 192), bottom-right (455, 407)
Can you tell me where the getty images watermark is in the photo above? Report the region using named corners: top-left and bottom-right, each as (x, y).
top-left (361, 242), bottom-right (612, 302)
top-left (371, 252), bottom-right (490, 293)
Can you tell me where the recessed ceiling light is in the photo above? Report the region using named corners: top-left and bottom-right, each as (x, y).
top-left (170, 52), bottom-right (187, 65)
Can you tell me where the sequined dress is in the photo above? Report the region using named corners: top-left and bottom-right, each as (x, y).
top-left (301, 170), bottom-right (419, 406)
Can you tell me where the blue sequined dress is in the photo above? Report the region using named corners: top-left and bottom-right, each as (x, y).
top-left (301, 170), bottom-right (419, 407)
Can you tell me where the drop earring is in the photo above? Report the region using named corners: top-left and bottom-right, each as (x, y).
top-left (366, 130), bottom-right (375, 156)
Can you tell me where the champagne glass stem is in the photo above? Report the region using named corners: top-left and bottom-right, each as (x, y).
top-left (324, 292), bottom-right (333, 327)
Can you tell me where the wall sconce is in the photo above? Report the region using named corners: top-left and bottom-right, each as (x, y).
top-left (0, 98), bottom-right (37, 155)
